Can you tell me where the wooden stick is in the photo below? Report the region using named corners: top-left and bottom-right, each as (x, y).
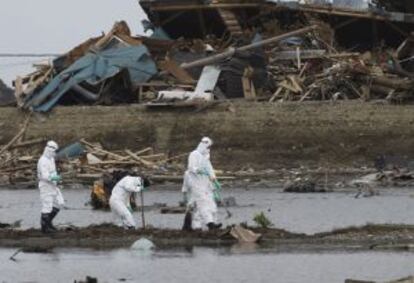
top-left (269, 87), bottom-right (283, 103)
top-left (125, 150), bottom-right (154, 168)
top-left (119, 147), bottom-right (153, 161)
top-left (296, 47), bottom-right (301, 70)
top-left (0, 115), bottom-right (31, 156)
top-left (80, 139), bottom-right (125, 160)
top-left (161, 153), bottom-right (188, 163)
top-left (299, 89), bottom-right (313, 102)
top-left (79, 165), bottom-right (107, 173)
top-left (0, 165), bottom-right (34, 173)
top-left (167, 26), bottom-right (317, 73)
top-left (140, 190), bottom-right (146, 229)
top-left (136, 147), bottom-right (153, 156)
top-left (138, 153), bottom-right (166, 161)
top-left (10, 138), bottom-right (45, 149)
top-left (87, 160), bottom-right (136, 166)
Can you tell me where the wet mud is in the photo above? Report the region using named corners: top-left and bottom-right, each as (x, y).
top-left (1, 224), bottom-right (414, 251)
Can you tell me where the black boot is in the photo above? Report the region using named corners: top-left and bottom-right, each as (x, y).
top-left (41, 213), bottom-right (54, 234)
top-left (182, 211), bottom-right (193, 231)
top-left (207, 222), bottom-right (222, 230)
top-left (48, 207), bottom-right (60, 231)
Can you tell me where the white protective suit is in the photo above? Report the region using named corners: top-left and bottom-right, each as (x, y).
top-left (109, 176), bottom-right (143, 229)
top-left (37, 141), bottom-right (63, 214)
top-left (182, 137), bottom-right (218, 229)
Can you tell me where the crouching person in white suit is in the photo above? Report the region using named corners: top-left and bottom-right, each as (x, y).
top-left (109, 175), bottom-right (150, 229)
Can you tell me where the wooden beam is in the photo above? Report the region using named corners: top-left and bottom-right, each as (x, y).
top-left (160, 11), bottom-right (186, 26)
top-left (267, 4), bottom-right (414, 24)
top-left (385, 21), bottom-right (410, 38)
top-left (125, 149), bottom-right (155, 168)
top-left (334, 18), bottom-right (359, 30)
top-left (198, 9), bottom-right (207, 37)
top-left (150, 3), bottom-right (260, 12)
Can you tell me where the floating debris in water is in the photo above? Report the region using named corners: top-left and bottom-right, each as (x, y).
top-left (131, 238), bottom-right (155, 251)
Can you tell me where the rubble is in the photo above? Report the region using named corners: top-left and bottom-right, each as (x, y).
top-left (0, 117), bottom-right (187, 186)
top-left (6, 0), bottom-right (414, 112)
top-left (283, 178), bottom-right (328, 192)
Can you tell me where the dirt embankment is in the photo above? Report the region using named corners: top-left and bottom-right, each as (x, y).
top-left (2, 101), bottom-right (414, 170)
top-left (1, 224), bottom-right (414, 251)
top-left (0, 79), bottom-right (14, 106)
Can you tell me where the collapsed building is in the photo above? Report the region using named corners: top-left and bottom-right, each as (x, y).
top-left (11, 0), bottom-right (414, 112)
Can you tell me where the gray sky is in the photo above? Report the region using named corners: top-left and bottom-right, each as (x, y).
top-left (0, 0), bottom-right (148, 86)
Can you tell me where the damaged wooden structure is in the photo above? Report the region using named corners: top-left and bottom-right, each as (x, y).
top-left (10, 0), bottom-right (414, 111)
top-left (139, 0), bottom-right (414, 45)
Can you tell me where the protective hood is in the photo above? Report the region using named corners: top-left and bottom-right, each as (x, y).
top-left (196, 137), bottom-right (212, 156)
top-left (42, 141), bottom-right (58, 159)
top-left (133, 176), bottom-right (142, 189)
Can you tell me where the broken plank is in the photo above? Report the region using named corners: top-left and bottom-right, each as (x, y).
top-left (80, 139), bottom-right (125, 160)
top-left (242, 77), bottom-right (256, 101)
top-left (278, 81), bottom-right (300, 94)
top-left (160, 58), bottom-right (196, 84)
top-left (87, 160), bottom-right (136, 166)
top-left (10, 138), bottom-right (45, 149)
top-left (125, 149), bottom-right (155, 168)
top-left (0, 115), bottom-right (31, 156)
top-left (269, 87), bottom-right (283, 103)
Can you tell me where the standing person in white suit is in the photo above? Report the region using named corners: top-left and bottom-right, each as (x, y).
top-left (182, 137), bottom-right (222, 230)
top-left (37, 140), bottom-right (64, 234)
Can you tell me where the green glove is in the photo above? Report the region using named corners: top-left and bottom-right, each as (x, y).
top-left (197, 168), bottom-right (210, 176)
top-left (213, 179), bottom-right (221, 191)
top-left (213, 180), bottom-right (222, 202)
top-left (50, 173), bottom-right (62, 182)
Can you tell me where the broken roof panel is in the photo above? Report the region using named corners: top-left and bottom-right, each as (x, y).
top-left (24, 45), bottom-right (157, 112)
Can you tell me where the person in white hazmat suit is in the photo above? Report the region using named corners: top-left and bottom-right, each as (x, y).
top-left (182, 137), bottom-right (222, 230)
top-left (109, 175), bottom-right (149, 229)
top-left (37, 141), bottom-right (64, 234)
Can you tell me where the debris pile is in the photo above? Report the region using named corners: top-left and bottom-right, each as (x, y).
top-left (283, 178), bottom-right (328, 193)
top-left (351, 169), bottom-right (414, 188)
top-left (8, 0), bottom-right (414, 112)
top-left (0, 119), bottom-right (186, 186)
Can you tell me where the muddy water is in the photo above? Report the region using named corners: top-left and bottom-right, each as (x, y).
top-left (2, 247), bottom-right (414, 283)
top-left (1, 187), bottom-right (414, 233)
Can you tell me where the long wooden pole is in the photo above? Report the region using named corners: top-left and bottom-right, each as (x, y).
top-left (140, 190), bottom-right (146, 229)
top-left (179, 25), bottom-right (318, 71)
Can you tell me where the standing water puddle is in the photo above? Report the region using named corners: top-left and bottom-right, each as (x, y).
top-left (1, 187), bottom-right (414, 234)
top-left (2, 247), bottom-right (414, 283)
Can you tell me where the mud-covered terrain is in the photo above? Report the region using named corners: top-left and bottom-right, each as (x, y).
top-left (1, 224), bottom-right (414, 251)
top-left (2, 101), bottom-right (414, 170)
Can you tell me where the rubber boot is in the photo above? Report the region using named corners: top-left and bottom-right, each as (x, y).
top-left (48, 207), bottom-right (60, 231)
top-left (41, 213), bottom-right (54, 234)
top-left (207, 222), bottom-right (222, 230)
top-left (182, 211), bottom-right (193, 231)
